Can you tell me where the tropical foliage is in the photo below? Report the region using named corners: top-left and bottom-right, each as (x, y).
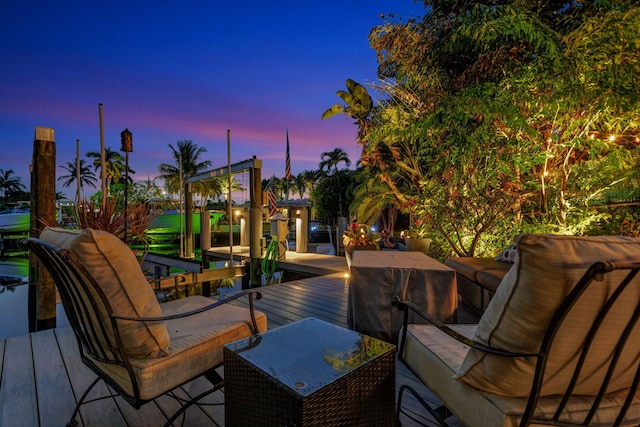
top-left (319, 148), bottom-right (352, 218)
top-left (157, 140), bottom-right (214, 209)
top-left (322, 79), bottom-right (374, 148)
top-left (58, 159), bottom-right (97, 192)
top-left (72, 198), bottom-right (159, 246)
top-left (0, 168), bottom-right (26, 201)
top-left (261, 170), bottom-right (319, 202)
top-left (342, 222), bottom-right (379, 247)
top-left (219, 177), bottom-right (245, 202)
top-left (311, 168), bottom-right (357, 225)
top-left (328, 0), bottom-right (640, 257)
top-left (86, 147), bottom-right (135, 187)
top-left (90, 181), bottom-right (164, 210)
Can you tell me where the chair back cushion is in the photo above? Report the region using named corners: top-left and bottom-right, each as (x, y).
top-left (40, 227), bottom-right (170, 358)
top-left (456, 234), bottom-right (640, 397)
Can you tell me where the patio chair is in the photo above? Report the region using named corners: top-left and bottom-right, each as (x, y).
top-left (396, 234), bottom-right (640, 427)
top-left (23, 227), bottom-right (267, 427)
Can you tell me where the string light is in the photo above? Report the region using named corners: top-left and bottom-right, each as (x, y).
top-left (585, 131), bottom-right (640, 146)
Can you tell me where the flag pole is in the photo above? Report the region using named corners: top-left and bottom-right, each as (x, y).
top-left (227, 130), bottom-right (233, 264)
top-left (285, 130), bottom-right (291, 200)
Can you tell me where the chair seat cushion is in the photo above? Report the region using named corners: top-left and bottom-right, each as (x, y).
top-left (402, 323), bottom-right (640, 427)
top-left (40, 227), bottom-right (170, 358)
top-left (91, 295), bottom-right (268, 401)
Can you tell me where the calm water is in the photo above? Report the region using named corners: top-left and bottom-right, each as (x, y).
top-left (0, 257), bottom-right (69, 339)
top-left (0, 256), bottom-right (243, 340)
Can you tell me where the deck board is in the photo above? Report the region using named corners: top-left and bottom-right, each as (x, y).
top-left (0, 334), bottom-right (37, 426)
top-left (32, 329), bottom-right (76, 427)
top-left (0, 252), bottom-right (471, 426)
top-left (56, 326), bottom-right (128, 426)
top-left (0, 339), bottom-right (4, 389)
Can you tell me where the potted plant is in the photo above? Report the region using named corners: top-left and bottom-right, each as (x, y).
top-left (342, 222), bottom-right (380, 268)
top-left (405, 216), bottom-right (432, 255)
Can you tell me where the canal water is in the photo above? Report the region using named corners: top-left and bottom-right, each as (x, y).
top-left (0, 256), bottom-right (71, 340)
top-left (0, 254), bottom-right (245, 340)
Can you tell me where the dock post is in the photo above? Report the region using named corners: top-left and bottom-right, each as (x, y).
top-left (184, 182), bottom-right (193, 258)
top-left (249, 162), bottom-right (262, 288)
top-left (200, 210), bottom-right (211, 296)
top-left (295, 207), bottom-right (308, 253)
top-left (29, 126), bottom-right (57, 332)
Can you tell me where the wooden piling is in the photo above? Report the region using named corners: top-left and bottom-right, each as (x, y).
top-left (185, 182), bottom-right (193, 258)
top-left (29, 126), bottom-right (57, 332)
top-left (249, 164), bottom-right (262, 287)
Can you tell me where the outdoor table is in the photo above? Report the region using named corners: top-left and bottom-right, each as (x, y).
top-left (347, 250), bottom-right (458, 343)
top-left (223, 317), bottom-right (396, 427)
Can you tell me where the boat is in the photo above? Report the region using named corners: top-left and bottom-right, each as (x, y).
top-left (0, 256), bottom-right (28, 287)
top-left (0, 208), bottom-right (30, 233)
top-left (145, 211), bottom-right (226, 243)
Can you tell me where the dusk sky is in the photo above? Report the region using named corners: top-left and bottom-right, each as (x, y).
top-left (1, 1), bottom-right (425, 199)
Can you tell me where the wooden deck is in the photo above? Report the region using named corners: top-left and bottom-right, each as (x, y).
top-left (206, 245), bottom-right (351, 277)
top-left (0, 252), bottom-right (471, 426)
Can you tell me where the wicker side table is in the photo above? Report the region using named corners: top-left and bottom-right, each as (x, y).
top-left (223, 317), bottom-right (396, 427)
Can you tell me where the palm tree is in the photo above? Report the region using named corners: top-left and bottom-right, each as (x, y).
top-left (219, 176), bottom-right (245, 194)
top-left (86, 147), bottom-right (134, 188)
top-left (158, 140), bottom-right (212, 199)
top-left (0, 168), bottom-right (26, 200)
top-left (198, 178), bottom-right (223, 209)
top-left (261, 178), bottom-right (271, 191)
top-left (299, 170), bottom-right (320, 195)
top-left (319, 148), bottom-right (351, 217)
top-left (58, 159), bottom-right (97, 190)
top-left (291, 174), bottom-right (306, 200)
top-left (274, 176), bottom-right (286, 199)
top-left (219, 176), bottom-right (245, 203)
top-left (319, 148), bottom-right (351, 176)
top-left (261, 177), bottom-right (283, 198)
top-left (350, 176), bottom-right (399, 235)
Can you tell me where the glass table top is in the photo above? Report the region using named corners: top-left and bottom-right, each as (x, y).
top-left (224, 317), bottom-right (396, 397)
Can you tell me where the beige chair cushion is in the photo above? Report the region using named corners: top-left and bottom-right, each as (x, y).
top-left (40, 227), bottom-right (170, 358)
top-left (456, 234), bottom-right (640, 397)
top-left (402, 324), bottom-right (640, 427)
top-left (90, 295), bottom-right (268, 400)
top-left (444, 257), bottom-right (510, 282)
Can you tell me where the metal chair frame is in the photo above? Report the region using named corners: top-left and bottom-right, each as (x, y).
top-left (397, 260), bottom-right (640, 427)
top-left (23, 237), bottom-right (262, 427)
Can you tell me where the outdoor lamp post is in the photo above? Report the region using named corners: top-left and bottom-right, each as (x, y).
top-left (120, 128), bottom-right (133, 243)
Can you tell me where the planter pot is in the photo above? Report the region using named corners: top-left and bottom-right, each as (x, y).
top-left (261, 271), bottom-right (282, 287)
top-left (406, 238), bottom-right (432, 255)
top-left (344, 245), bottom-right (378, 269)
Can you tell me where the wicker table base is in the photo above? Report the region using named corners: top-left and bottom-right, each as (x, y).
top-left (224, 317), bottom-right (396, 427)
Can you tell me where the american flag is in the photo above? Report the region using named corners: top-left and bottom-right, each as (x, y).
top-left (285, 130), bottom-right (291, 180)
top-left (268, 187), bottom-right (277, 217)
top-left (267, 177), bottom-right (278, 217)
